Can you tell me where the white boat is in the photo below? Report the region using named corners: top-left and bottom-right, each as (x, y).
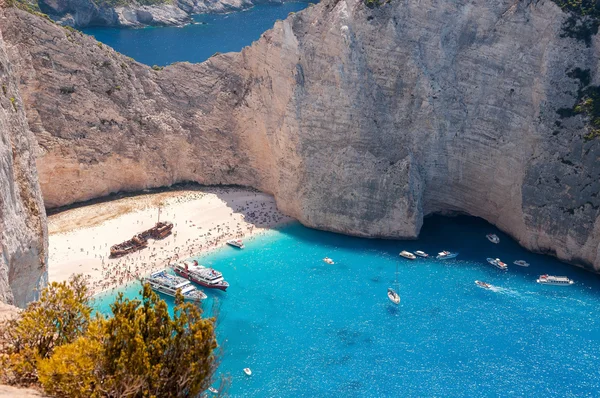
top-left (208, 387), bottom-right (218, 394)
top-left (436, 251), bottom-right (459, 260)
top-left (145, 270), bottom-right (207, 302)
top-left (388, 264), bottom-right (401, 305)
top-left (172, 260), bottom-right (229, 291)
top-left (323, 257), bottom-right (334, 264)
top-left (243, 368), bottom-right (252, 376)
top-left (486, 234), bottom-right (500, 244)
top-left (226, 239), bottom-right (245, 249)
top-left (514, 260), bottom-right (530, 267)
top-left (475, 280), bottom-right (492, 289)
top-left (415, 251), bottom-right (429, 258)
top-left (537, 275), bottom-right (574, 286)
top-left (399, 250), bottom-right (416, 260)
top-left (486, 258), bottom-right (508, 271)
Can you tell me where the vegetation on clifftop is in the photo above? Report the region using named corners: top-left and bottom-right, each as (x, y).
top-left (0, 275), bottom-right (219, 397)
top-left (553, 0), bottom-right (600, 46)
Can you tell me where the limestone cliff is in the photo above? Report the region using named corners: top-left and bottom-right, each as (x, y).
top-left (2, 0), bottom-right (600, 272)
top-left (0, 7), bottom-right (48, 307)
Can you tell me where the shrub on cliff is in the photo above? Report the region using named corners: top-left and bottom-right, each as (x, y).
top-left (1, 277), bottom-right (219, 397)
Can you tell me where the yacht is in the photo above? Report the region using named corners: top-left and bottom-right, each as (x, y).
top-left (436, 251), bottom-right (459, 260)
top-left (514, 260), bottom-right (530, 267)
top-left (537, 275), bottom-right (574, 286)
top-left (145, 270), bottom-right (207, 302)
top-left (323, 257), bottom-right (334, 264)
top-left (415, 251), bottom-right (429, 258)
top-left (172, 260), bottom-right (229, 291)
top-left (486, 258), bottom-right (508, 271)
top-left (475, 280), bottom-right (492, 289)
top-left (226, 239), bottom-right (245, 249)
top-left (399, 251), bottom-right (416, 260)
top-left (486, 234), bottom-right (500, 244)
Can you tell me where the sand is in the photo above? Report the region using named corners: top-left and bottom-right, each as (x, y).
top-left (48, 186), bottom-right (294, 294)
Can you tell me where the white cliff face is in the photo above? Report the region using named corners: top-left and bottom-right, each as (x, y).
top-left (0, 9), bottom-right (48, 307)
top-left (1, 0), bottom-right (600, 273)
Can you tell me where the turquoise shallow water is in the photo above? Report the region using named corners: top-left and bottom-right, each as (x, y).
top-left (94, 216), bottom-right (600, 397)
top-left (81, 2), bottom-right (313, 66)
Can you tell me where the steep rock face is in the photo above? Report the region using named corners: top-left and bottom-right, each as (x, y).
top-left (0, 8), bottom-right (48, 307)
top-left (39, 0), bottom-right (293, 28)
top-left (2, 1), bottom-right (600, 271)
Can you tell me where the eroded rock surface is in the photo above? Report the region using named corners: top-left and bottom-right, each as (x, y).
top-left (1, 0), bottom-right (600, 272)
top-left (0, 8), bottom-right (48, 306)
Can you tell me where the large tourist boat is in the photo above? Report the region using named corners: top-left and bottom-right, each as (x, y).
top-left (486, 234), bottom-right (500, 244)
top-left (399, 250), bottom-right (416, 260)
top-left (172, 260), bottom-right (229, 291)
top-left (145, 270), bottom-right (207, 302)
top-left (227, 239), bottom-right (245, 249)
top-left (486, 258), bottom-right (508, 271)
top-left (436, 251), bottom-right (458, 260)
top-left (536, 275), bottom-right (574, 286)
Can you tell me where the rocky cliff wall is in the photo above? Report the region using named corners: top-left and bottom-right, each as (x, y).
top-left (0, 7), bottom-right (48, 306)
top-left (2, 0), bottom-right (600, 272)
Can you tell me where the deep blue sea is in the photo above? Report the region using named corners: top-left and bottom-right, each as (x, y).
top-left (94, 216), bottom-right (600, 397)
top-left (81, 2), bottom-right (313, 66)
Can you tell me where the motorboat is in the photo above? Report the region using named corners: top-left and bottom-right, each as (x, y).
top-left (243, 368), bottom-right (252, 376)
top-left (486, 234), bottom-right (500, 244)
top-left (172, 260), bottom-right (229, 291)
top-left (436, 251), bottom-right (459, 260)
top-left (536, 275), bottom-right (574, 285)
top-left (399, 250), bottom-right (416, 260)
top-left (227, 239), bottom-right (245, 249)
top-left (486, 258), bottom-right (508, 271)
top-left (323, 257), bottom-right (335, 265)
top-left (514, 260), bottom-right (530, 267)
top-left (475, 280), bottom-right (492, 289)
top-left (208, 387), bottom-right (218, 394)
top-left (387, 288), bottom-right (400, 304)
top-left (415, 251), bottom-right (429, 258)
top-left (144, 270), bottom-right (207, 302)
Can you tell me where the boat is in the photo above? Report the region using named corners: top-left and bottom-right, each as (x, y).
top-left (486, 258), bottom-right (508, 271)
top-left (388, 263), bottom-right (401, 305)
top-left (144, 270), bottom-right (207, 302)
top-left (475, 280), bottom-right (492, 289)
top-left (226, 239), bottom-right (245, 249)
top-left (323, 257), bottom-right (334, 264)
top-left (208, 387), bottom-right (218, 394)
top-left (486, 234), bottom-right (500, 244)
top-left (415, 251), bottom-right (429, 258)
top-left (243, 368), bottom-right (252, 376)
top-left (514, 260), bottom-right (530, 267)
top-left (536, 275), bottom-right (574, 286)
top-left (172, 260), bottom-right (229, 291)
top-left (399, 250), bottom-right (416, 260)
top-left (436, 251), bottom-right (459, 260)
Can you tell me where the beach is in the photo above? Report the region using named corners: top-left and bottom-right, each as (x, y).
top-left (48, 186), bottom-right (294, 294)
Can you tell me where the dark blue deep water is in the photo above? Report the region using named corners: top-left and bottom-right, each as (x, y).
top-left (82, 2), bottom-right (312, 66)
top-left (95, 216), bottom-right (600, 397)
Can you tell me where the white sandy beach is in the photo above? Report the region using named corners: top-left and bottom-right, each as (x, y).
top-left (48, 186), bottom-right (293, 294)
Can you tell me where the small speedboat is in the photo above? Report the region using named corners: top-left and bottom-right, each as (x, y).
top-left (436, 251), bottom-right (459, 260)
top-left (486, 258), bottom-right (508, 271)
top-left (475, 280), bottom-right (492, 289)
top-left (486, 234), bottom-right (500, 244)
top-left (227, 239), bottom-right (245, 249)
top-left (387, 287), bottom-right (400, 304)
top-left (323, 257), bottom-right (334, 265)
top-left (415, 251), bottom-right (429, 258)
top-left (208, 387), bottom-right (218, 394)
top-left (243, 368), bottom-right (252, 376)
top-left (399, 250), bottom-right (416, 260)
top-left (537, 275), bottom-right (574, 285)
top-left (514, 260), bottom-right (530, 267)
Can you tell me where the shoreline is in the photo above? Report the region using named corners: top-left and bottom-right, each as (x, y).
top-left (48, 186), bottom-right (294, 296)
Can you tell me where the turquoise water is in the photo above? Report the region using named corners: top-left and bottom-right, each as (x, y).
top-left (94, 216), bottom-right (600, 397)
top-left (81, 2), bottom-right (313, 66)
